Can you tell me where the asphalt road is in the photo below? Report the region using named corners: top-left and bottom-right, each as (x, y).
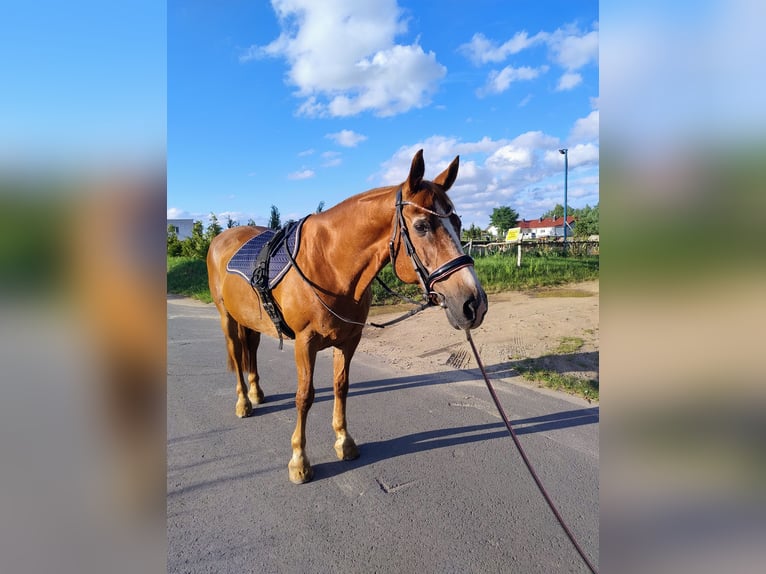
top-left (167, 296), bottom-right (599, 573)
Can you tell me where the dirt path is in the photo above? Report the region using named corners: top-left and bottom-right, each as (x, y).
top-left (358, 281), bottom-right (599, 394)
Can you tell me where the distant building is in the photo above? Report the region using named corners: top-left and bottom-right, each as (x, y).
top-left (513, 215), bottom-right (575, 240)
top-left (167, 218), bottom-right (194, 240)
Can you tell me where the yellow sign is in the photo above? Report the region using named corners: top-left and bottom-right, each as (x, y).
top-left (505, 227), bottom-right (521, 242)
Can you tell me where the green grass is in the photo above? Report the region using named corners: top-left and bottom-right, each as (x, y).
top-left (167, 257), bottom-right (212, 303)
top-left (168, 251), bottom-right (599, 305)
top-left (554, 336), bottom-right (585, 354)
top-left (515, 361), bottom-right (599, 402)
top-left (371, 252), bottom-right (599, 304)
top-left (513, 336), bottom-right (598, 402)
top-left (475, 252), bottom-right (599, 293)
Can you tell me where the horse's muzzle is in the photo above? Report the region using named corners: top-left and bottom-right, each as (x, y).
top-left (441, 284), bottom-right (487, 331)
top-left (464, 289), bottom-right (488, 329)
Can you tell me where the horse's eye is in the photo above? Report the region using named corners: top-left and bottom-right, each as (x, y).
top-left (413, 219), bottom-right (430, 235)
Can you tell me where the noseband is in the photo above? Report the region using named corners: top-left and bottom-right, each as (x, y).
top-left (389, 186), bottom-right (475, 305)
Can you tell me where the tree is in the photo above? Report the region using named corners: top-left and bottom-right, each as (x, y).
top-left (181, 220), bottom-right (207, 258)
top-left (167, 224), bottom-right (183, 256)
top-left (541, 204), bottom-right (565, 220)
top-left (461, 223), bottom-right (484, 241)
top-left (205, 212), bottom-right (222, 242)
top-left (246, 218), bottom-right (258, 227)
top-left (316, 200), bottom-right (325, 213)
top-left (225, 215), bottom-right (239, 228)
top-left (489, 206), bottom-right (519, 237)
top-left (574, 203), bottom-right (599, 237)
top-left (268, 205), bottom-right (281, 230)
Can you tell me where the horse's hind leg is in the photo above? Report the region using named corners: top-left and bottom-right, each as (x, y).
top-left (243, 327), bottom-right (265, 405)
top-left (332, 335), bottom-right (361, 461)
top-left (219, 312), bottom-right (252, 418)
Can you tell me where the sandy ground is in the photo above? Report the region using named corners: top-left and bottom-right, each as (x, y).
top-left (358, 280), bottom-right (599, 396)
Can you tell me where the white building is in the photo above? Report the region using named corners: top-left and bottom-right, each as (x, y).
top-left (515, 215), bottom-right (575, 240)
top-left (167, 218), bottom-right (194, 240)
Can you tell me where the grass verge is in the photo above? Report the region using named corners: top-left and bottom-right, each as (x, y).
top-left (168, 252), bottom-right (599, 305)
top-left (514, 336), bottom-right (599, 402)
top-left (167, 257), bottom-right (212, 303)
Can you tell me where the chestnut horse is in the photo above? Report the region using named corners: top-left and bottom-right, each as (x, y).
top-left (207, 150), bottom-right (487, 483)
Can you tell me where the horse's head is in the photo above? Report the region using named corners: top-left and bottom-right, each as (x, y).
top-left (391, 150), bottom-right (488, 331)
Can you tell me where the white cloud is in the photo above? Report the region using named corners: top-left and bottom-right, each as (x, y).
top-left (547, 27), bottom-right (599, 71)
top-left (321, 151), bottom-right (342, 167)
top-left (167, 207), bottom-right (190, 219)
top-left (326, 129), bottom-right (367, 147)
top-left (570, 110), bottom-right (599, 142)
top-left (458, 31), bottom-right (547, 65)
top-left (486, 145), bottom-right (533, 172)
top-left (566, 142), bottom-right (600, 167)
top-left (556, 71), bottom-right (582, 91)
top-left (462, 22), bottom-right (598, 96)
top-left (248, 0), bottom-right (446, 117)
top-left (287, 169), bottom-right (315, 180)
top-left (478, 65), bottom-right (548, 96)
top-left (374, 125), bottom-right (597, 225)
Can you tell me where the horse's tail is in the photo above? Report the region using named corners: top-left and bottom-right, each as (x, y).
top-left (226, 351), bottom-right (237, 372)
top-left (243, 327), bottom-right (260, 374)
top-left (231, 324), bottom-right (260, 375)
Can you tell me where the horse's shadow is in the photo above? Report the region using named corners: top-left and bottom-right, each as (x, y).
top-left (310, 405), bottom-right (598, 482)
top-left (251, 361), bottom-right (598, 482)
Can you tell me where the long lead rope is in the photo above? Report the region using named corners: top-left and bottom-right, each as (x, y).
top-left (465, 331), bottom-right (599, 574)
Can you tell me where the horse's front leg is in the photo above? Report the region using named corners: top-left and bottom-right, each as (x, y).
top-left (332, 335), bottom-right (361, 461)
top-left (288, 337), bottom-right (317, 484)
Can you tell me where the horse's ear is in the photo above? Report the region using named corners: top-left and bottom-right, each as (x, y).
top-left (433, 155), bottom-right (459, 192)
top-left (406, 149), bottom-right (425, 194)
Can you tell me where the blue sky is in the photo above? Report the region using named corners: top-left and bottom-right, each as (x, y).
top-left (1, 1), bottom-right (166, 170)
top-left (168, 0), bottom-right (599, 229)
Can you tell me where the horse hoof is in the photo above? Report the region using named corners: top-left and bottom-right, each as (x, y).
top-left (235, 399), bottom-right (253, 418)
top-left (288, 459), bottom-right (313, 484)
top-left (249, 389), bottom-right (265, 405)
top-left (334, 437), bottom-right (360, 461)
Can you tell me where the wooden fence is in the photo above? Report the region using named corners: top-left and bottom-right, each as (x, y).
top-left (463, 239), bottom-right (599, 258)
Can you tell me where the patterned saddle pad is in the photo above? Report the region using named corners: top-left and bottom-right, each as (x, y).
top-left (226, 218), bottom-right (305, 289)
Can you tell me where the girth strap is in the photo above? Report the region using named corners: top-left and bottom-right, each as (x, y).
top-left (251, 221), bottom-right (300, 347)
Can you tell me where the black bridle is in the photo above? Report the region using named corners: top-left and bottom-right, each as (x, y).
top-left (280, 185), bottom-right (476, 331)
top-left (388, 186), bottom-right (475, 306)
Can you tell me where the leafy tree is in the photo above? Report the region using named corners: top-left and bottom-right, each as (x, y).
top-left (461, 223), bottom-right (484, 241)
top-left (167, 224), bottom-right (183, 256)
top-left (246, 218), bottom-right (258, 227)
top-left (268, 205), bottom-right (281, 230)
top-left (181, 220), bottom-right (207, 258)
top-left (225, 215), bottom-right (239, 228)
top-left (541, 204), bottom-right (565, 219)
top-left (574, 203), bottom-right (599, 237)
top-left (205, 212), bottom-right (222, 241)
top-left (489, 206), bottom-right (519, 237)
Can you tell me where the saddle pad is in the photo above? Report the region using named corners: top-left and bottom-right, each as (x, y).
top-left (225, 219), bottom-right (304, 289)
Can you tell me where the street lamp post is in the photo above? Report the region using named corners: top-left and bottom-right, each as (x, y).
top-left (558, 148), bottom-right (568, 251)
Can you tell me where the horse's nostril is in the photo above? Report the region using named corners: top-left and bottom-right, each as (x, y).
top-left (463, 295), bottom-right (477, 322)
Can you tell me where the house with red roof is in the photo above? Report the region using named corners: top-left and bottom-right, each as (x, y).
top-left (509, 215), bottom-right (575, 241)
